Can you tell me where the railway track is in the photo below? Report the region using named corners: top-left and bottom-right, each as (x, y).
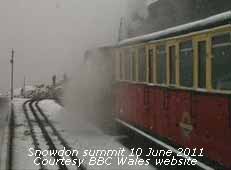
top-left (22, 99), bottom-right (87, 170)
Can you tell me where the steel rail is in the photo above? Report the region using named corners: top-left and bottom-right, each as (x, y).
top-left (35, 100), bottom-right (87, 170)
top-left (22, 100), bottom-right (47, 170)
top-left (28, 100), bottom-right (69, 170)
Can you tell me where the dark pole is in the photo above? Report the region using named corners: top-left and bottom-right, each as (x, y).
top-left (10, 49), bottom-right (14, 101)
top-left (23, 76), bottom-right (26, 98)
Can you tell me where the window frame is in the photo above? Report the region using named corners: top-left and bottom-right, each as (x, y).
top-left (211, 31), bottom-right (231, 90)
top-left (115, 49), bottom-right (120, 81)
top-left (137, 45), bottom-right (147, 83)
top-left (128, 47), bottom-right (133, 81)
top-left (124, 48), bottom-right (131, 81)
top-left (119, 49), bottom-right (124, 80)
top-left (167, 41), bottom-right (179, 86)
top-left (192, 34), bottom-right (211, 90)
top-left (121, 48), bottom-right (126, 81)
top-left (179, 39), bottom-right (194, 88)
top-left (156, 43), bottom-right (167, 85)
top-left (147, 44), bottom-right (156, 84)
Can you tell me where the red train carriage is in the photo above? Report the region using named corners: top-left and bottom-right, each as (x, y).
top-left (114, 11), bottom-right (231, 169)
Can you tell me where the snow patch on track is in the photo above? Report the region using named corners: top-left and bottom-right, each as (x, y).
top-left (38, 100), bottom-right (62, 116)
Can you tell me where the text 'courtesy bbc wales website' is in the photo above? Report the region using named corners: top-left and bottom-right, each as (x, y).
top-left (27, 147), bottom-right (204, 168)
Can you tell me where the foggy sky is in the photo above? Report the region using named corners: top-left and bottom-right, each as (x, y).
top-left (0, 0), bottom-right (126, 93)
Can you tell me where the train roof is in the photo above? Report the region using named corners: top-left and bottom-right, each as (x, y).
top-left (118, 11), bottom-right (231, 47)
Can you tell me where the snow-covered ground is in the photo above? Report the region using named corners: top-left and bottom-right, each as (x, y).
top-left (11, 98), bottom-right (155, 170)
top-left (0, 97), bottom-right (9, 169)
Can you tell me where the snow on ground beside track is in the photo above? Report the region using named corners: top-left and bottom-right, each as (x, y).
top-left (38, 99), bottom-right (156, 170)
top-left (38, 99), bottom-right (62, 116)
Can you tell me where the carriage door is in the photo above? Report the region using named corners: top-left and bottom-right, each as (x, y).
top-left (165, 43), bottom-right (178, 139)
top-left (194, 37), bottom-right (208, 89)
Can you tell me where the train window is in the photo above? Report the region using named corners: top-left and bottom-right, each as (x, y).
top-left (119, 52), bottom-right (123, 80)
top-left (156, 45), bottom-right (166, 84)
top-left (132, 51), bottom-right (136, 81)
top-left (180, 41), bottom-right (193, 87)
top-left (116, 51), bottom-right (120, 80)
top-left (129, 51), bottom-right (133, 81)
top-left (212, 33), bottom-right (231, 90)
top-left (138, 47), bottom-right (147, 82)
top-left (169, 45), bottom-right (176, 85)
top-left (124, 49), bottom-right (130, 80)
top-left (148, 48), bottom-right (154, 83)
top-left (198, 41), bottom-right (206, 88)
